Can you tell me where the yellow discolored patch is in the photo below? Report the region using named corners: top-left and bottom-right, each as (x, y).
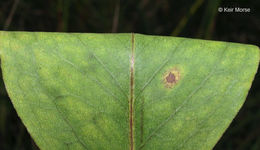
top-left (163, 68), bottom-right (181, 88)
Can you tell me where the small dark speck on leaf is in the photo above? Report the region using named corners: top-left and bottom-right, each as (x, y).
top-left (166, 72), bottom-right (176, 83)
top-left (163, 68), bottom-right (181, 88)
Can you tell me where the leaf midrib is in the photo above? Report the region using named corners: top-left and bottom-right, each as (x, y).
top-left (129, 33), bottom-right (135, 150)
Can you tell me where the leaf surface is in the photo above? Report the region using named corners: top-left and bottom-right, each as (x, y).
top-left (0, 31), bottom-right (259, 150)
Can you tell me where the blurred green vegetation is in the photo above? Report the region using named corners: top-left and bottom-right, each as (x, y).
top-left (0, 0), bottom-right (259, 149)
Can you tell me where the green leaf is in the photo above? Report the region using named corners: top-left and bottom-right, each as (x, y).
top-left (0, 31), bottom-right (259, 150)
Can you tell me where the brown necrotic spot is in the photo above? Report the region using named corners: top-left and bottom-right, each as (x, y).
top-left (163, 68), bottom-right (180, 88)
top-left (166, 72), bottom-right (176, 83)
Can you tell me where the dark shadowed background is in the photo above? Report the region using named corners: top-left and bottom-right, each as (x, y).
top-left (0, 0), bottom-right (259, 149)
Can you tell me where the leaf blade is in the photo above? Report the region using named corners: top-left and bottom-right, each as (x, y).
top-left (0, 31), bottom-right (258, 150)
top-left (134, 34), bottom-right (259, 150)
